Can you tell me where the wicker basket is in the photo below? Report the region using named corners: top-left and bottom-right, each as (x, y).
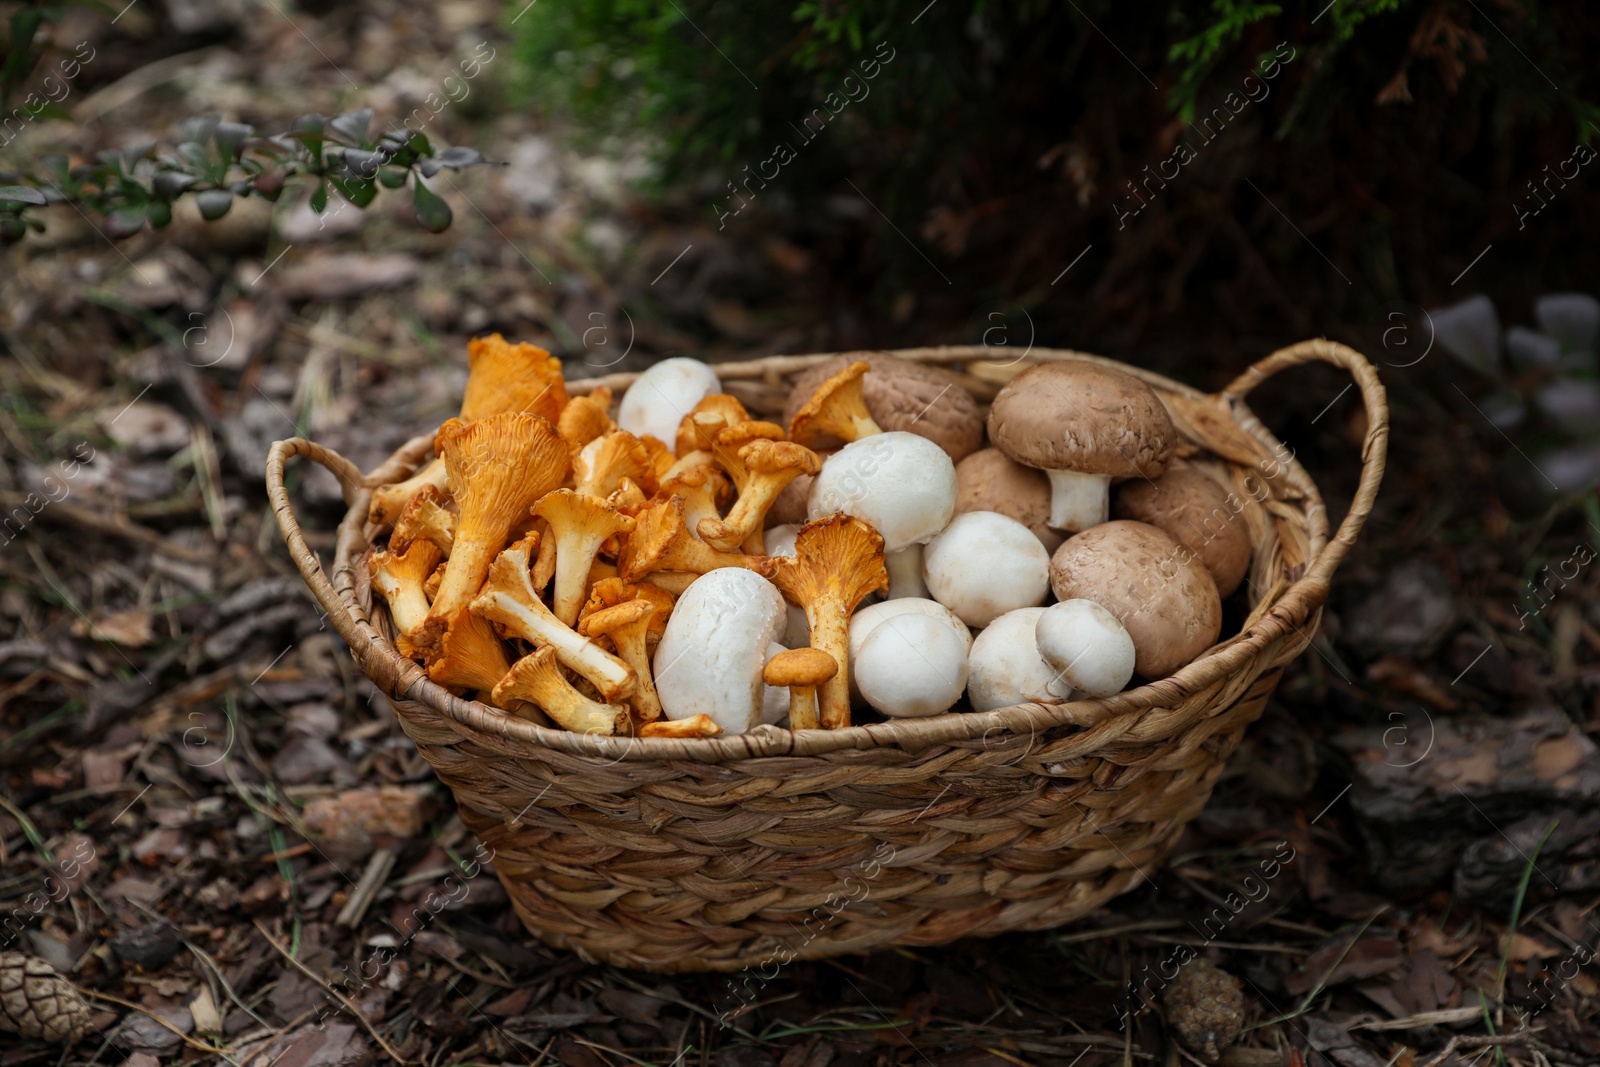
top-left (267, 340), bottom-right (1387, 973)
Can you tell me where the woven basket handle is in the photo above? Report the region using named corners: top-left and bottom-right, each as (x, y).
top-left (265, 438), bottom-right (370, 647)
top-left (1220, 339), bottom-right (1389, 594)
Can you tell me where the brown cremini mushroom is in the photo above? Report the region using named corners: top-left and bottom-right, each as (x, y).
top-left (1047, 520), bottom-right (1221, 679)
top-left (389, 483), bottom-right (457, 556)
top-left (697, 440), bottom-right (821, 552)
top-left (617, 497), bottom-right (767, 582)
top-left (954, 448), bottom-right (1062, 552)
top-left (579, 598), bottom-right (663, 726)
top-left (788, 361), bottom-right (882, 447)
top-left (421, 413), bottom-right (570, 644)
top-left (987, 361), bottom-right (1175, 533)
top-left (761, 514), bottom-right (888, 729)
top-left (530, 489), bottom-right (636, 626)
top-left (762, 647), bottom-right (837, 730)
top-left (369, 539), bottom-right (443, 658)
top-left (470, 535), bottom-right (635, 700)
top-left (1112, 459), bottom-right (1251, 597)
top-left (492, 646), bottom-right (626, 735)
top-left (782, 354), bottom-right (984, 461)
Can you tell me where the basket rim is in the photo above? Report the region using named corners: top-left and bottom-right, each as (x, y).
top-left (268, 341), bottom-right (1388, 763)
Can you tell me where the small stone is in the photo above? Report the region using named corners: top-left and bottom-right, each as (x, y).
top-left (0, 952), bottom-right (92, 1045)
top-left (109, 921), bottom-right (184, 971)
top-left (1164, 959), bottom-right (1245, 1064)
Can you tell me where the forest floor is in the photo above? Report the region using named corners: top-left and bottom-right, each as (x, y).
top-left (2, 3), bottom-right (1599, 1067)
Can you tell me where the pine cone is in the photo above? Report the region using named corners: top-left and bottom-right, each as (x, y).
top-left (0, 952), bottom-right (92, 1044)
top-left (1163, 958), bottom-right (1245, 1063)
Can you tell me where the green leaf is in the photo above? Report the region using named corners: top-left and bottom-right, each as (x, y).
top-left (0, 185), bottom-right (47, 205)
top-left (412, 176), bottom-right (452, 233)
top-left (309, 180), bottom-right (328, 214)
top-left (104, 207), bottom-right (146, 239)
top-left (332, 175), bottom-right (377, 208)
top-left (377, 166), bottom-right (408, 189)
top-left (196, 189), bottom-right (233, 220)
top-left (147, 200), bottom-right (173, 228)
top-left (329, 109), bottom-right (374, 147)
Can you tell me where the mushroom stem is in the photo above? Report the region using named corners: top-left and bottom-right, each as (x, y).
top-left (370, 539), bottom-right (443, 656)
top-left (639, 714), bottom-right (723, 738)
top-left (470, 537), bottom-right (636, 700)
top-left (1045, 469), bottom-right (1113, 532)
top-left (369, 458), bottom-right (449, 527)
top-left (492, 646), bottom-right (626, 735)
top-left (532, 489), bottom-right (635, 627)
top-left (885, 545), bottom-right (927, 599)
top-left (805, 611), bottom-right (851, 729)
top-left (579, 599), bottom-right (663, 726)
top-left (697, 441), bottom-right (820, 553)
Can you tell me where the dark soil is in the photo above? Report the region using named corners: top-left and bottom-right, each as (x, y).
top-left (2, 3), bottom-right (1598, 1066)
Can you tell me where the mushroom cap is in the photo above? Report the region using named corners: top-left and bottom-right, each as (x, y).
top-left (461, 334), bottom-right (568, 424)
top-left (1048, 520), bottom-right (1221, 679)
top-left (955, 448), bottom-right (1062, 552)
top-left (849, 597), bottom-right (973, 661)
top-left (763, 646), bottom-right (838, 688)
top-left (966, 607), bottom-right (1070, 713)
top-left (923, 511), bottom-right (1051, 627)
top-left (782, 354), bottom-right (984, 461)
top-left (806, 431), bottom-right (957, 552)
top-left (1033, 599), bottom-right (1136, 699)
top-left (618, 357), bottom-right (721, 447)
top-left (674, 394), bottom-right (751, 457)
top-left (987, 362), bottom-right (1175, 478)
top-left (1112, 460), bottom-right (1251, 597)
top-left (854, 612), bottom-right (970, 718)
top-left (651, 567), bottom-right (787, 733)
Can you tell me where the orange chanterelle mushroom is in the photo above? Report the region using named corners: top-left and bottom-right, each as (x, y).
top-left (761, 514), bottom-right (888, 729)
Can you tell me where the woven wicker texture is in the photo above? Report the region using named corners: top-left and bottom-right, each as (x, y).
top-left (267, 341), bottom-right (1388, 972)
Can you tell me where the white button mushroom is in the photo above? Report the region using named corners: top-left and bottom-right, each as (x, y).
top-left (806, 431), bottom-right (957, 552)
top-left (652, 567), bottom-right (787, 733)
top-left (849, 597), bottom-right (973, 659)
top-left (618, 357), bottom-right (722, 447)
top-left (854, 612), bottom-right (970, 718)
top-left (966, 607), bottom-right (1072, 713)
top-left (761, 641), bottom-right (795, 725)
top-left (922, 512), bottom-right (1050, 627)
top-left (1034, 599), bottom-right (1136, 698)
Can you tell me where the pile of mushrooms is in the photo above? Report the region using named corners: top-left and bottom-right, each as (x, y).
top-left (367, 337), bottom-right (1251, 737)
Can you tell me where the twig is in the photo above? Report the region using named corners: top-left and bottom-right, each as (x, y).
top-left (1417, 1032), bottom-right (1543, 1067)
top-left (253, 919), bottom-right (409, 1064)
top-left (80, 989), bottom-right (238, 1058)
top-left (335, 846), bottom-right (396, 927)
